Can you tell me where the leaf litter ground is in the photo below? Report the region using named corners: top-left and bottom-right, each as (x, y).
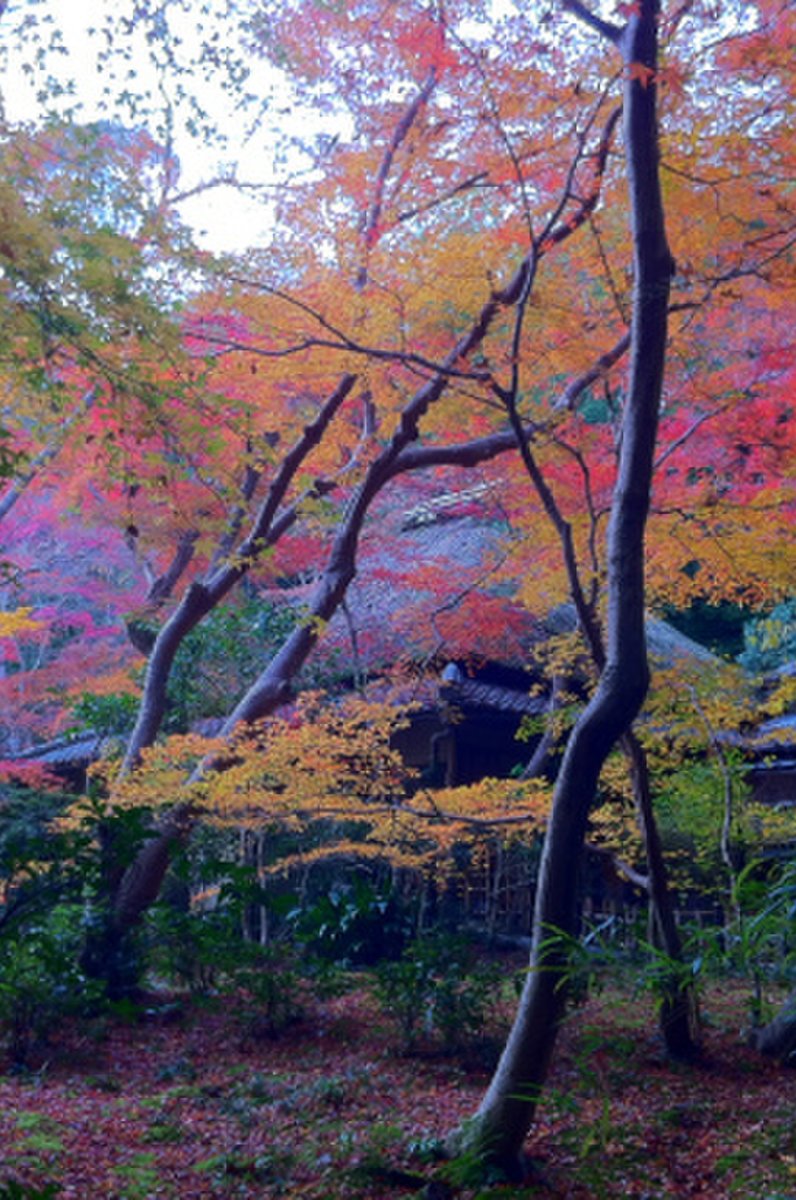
top-left (0, 976), bottom-right (794, 1198)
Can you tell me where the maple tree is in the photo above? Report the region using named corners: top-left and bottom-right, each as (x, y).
top-left (0, 0), bottom-right (795, 1179)
top-left (2, 1), bottom-right (792, 758)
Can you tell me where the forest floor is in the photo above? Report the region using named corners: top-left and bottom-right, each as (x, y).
top-left (0, 972), bottom-right (794, 1199)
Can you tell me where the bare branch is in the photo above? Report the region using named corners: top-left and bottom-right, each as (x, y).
top-left (121, 373), bottom-right (357, 774)
top-left (562, 0), bottom-right (623, 44)
top-left (393, 331), bottom-right (631, 476)
top-left (358, 66), bottom-right (438, 288)
top-left (555, 330), bottom-right (631, 411)
top-left (147, 531), bottom-right (200, 607)
top-left (585, 840), bottom-right (650, 892)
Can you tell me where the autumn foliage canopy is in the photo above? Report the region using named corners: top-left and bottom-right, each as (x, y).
top-left (0, 0), bottom-right (793, 845)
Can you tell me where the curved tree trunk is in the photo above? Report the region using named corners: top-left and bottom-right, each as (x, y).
top-left (120, 373), bottom-right (357, 775)
top-left (454, 0), bottom-right (674, 1173)
top-left (104, 125), bottom-right (626, 940)
top-left (105, 259), bottom-right (543, 935)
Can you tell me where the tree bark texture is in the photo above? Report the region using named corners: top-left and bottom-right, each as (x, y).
top-left (622, 730), bottom-right (699, 1059)
top-left (458, 0), bottom-right (674, 1172)
top-left (749, 989), bottom-right (796, 1063)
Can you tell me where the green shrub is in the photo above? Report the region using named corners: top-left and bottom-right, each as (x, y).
top-left (375, 933), bottom-right (504, 1054)
top-left (166, 598), bottom-right (297, 731)
top-left (677, 858), bottom-right (796, 1026)
top-left (726, 859), bottom-right (794, 1024)
top-left (0, 906), bottom-right (105, 1067)
top-left (67, 690), bottom-right (139, 738)
top-left (739, 599), bottom-right (796, 674)
top-left (146, 905), bottom-right (245, 994)
top-left (235, 944), bottom-right (308, 1039)
top-left (147, 900), bottom-right (339, 1037)
top-left (294, 876), bottom-right (413, 966)
top-left (0, 787), bottom-right (80, 937)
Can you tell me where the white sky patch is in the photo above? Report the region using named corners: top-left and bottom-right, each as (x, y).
top-left (0, 0), bottom-right (316, 253)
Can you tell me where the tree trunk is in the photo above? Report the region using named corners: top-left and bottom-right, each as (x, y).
top-left (120, 374), bottom-right (357, 775)
top-left (622, 731), bottom-right (699, 1059)
top-left (106, 175), bottom-right (629, 937)
top-left (454, 0), bottom-right (674, 1173)
top-left (749, 989), bottom-right (796, 1063)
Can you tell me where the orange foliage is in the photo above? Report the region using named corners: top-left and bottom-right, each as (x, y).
top-left (0, 0), bottom-right (793, 805)
top-left (100, 693), bottom-right (552, 877)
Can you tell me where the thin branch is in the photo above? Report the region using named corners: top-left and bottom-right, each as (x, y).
top-left (654, 400), bottom-right (731, 470)
top-left (121, 373), bottom-right (357, 775)
top-left (562, 0), bottom-right (623, 44)
top-left (585, 840), bottom-right (650, 892)
top-left (395, 171), bottom-right (491, 224)
top-left (206, 447), bottom-right (263, 575)
top-left (687, 684), bottom-right (740, 887)
top-left (393, 331), bottom-right (631, 476)
top-left (192, 323), bottom-right (489, 383)
top-left (555, 330), bottom-right (631, 411)
top-left (0, 386), bottom-right (98, 523)
top-left (147, 530), bottom-right (200, 607)
top-left (358, 66), bottom-right (438, 288)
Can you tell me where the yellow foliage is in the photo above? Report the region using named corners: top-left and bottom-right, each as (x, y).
top-left (751, 802), bottom-right (796, 850)
top-left (0, 607), bottom-right (42, 637)
top-left (96, 693), bottom-right (554, 877)
top-left (62, 668), bottom-right (141, 699)
top-left (93, 732), bottom-right (225, 812)
top-left (762, 675), bottom-right (796, 719)
top-left (421, 777), bottom-right (550, 837)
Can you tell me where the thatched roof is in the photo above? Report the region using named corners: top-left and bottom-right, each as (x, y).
top-left (442, 677), bottom-right (547, 716)
top-left (314, 510), bottom-right (720, 680)
top-left (542, 604), bottom-right (719, 668)
top-left (12, 733), bottom-right (104, 769)
top-left (11, 511), bottom-right (725, 774)
top-left (317, 514), bottom-right (540, 673)
top-left (311, 511), bottom-right (722, 730)
top-left (744, 714), bottom-right (796, 757)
